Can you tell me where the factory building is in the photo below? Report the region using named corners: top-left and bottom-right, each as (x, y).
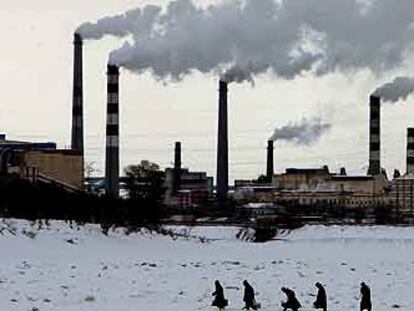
top-left (388, 128), bottom-right (414, 214)
top-left (390, 177), bottom-right (414, 214)
top-left (0, 134), bottom-right (83, 189)
top-left (273, 191), bottom-right (391, 209)
top-left (274, 166), bottom-right (331, 190)
top-left (234, 94), bottom-right (393, 209)
top-left (232, 163), bottom-right (391, 209)
top-left (164, 142), bottom-right (213, 208)
top-left (274, 166), bottom-right (388, 195)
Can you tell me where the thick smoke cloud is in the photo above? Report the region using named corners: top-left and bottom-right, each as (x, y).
top-left (373, 77), bottom-right (414, 103)
top-left (269, 117), bottom-right (331, 145)
top-left (77, 0), bottom-right (414, 82)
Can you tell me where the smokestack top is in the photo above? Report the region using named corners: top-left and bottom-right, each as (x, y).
top-left (107, 64), bottom-right (119, 75)
top-left (74, 33), bottom-right (83, 45)
top-left (174, 141), bottom-right (182, 169)
top-left (408, 128), bottom-right (414, 136)
top-left (267, 140), bottom-right (274, 148)
top-left (370, 95), bottom-right (381, 105)
top-left (219, 80), bottom-right (228, 90)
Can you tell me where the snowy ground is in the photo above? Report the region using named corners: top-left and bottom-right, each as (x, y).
top-left (0, 220), bottom-right (413, 310)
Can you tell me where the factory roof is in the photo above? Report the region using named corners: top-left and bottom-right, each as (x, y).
top-left (285, 166), bottom-right (330, 175)
top-left (0, 134), bottom-right (57, 151)
top-left (331, 175), bottom-right (374, 181)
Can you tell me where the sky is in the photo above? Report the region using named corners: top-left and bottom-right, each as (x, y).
top-left (2, 0), bottom-right (414, 182)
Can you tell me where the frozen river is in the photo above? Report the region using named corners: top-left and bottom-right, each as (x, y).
top-left (0, 220), bottom-right (412, 310)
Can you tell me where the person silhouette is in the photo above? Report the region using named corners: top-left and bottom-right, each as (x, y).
top-left (360, 282), bottom-right (372, 311)
top-left (313, 282), bottom-right (327, 311)
top-left (281, 287), bottom-right (301, 311)
top-left (212, 280), bottom-right (228, 310)
top-left (242, 280), bottom-right (260, 310)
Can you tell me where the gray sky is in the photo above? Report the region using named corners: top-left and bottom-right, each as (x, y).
top-left (2, 0), bottom-right (414, 181)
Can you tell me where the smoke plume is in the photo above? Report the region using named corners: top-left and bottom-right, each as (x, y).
top-left (220, 65), bottom-right (255, 85)
top-left (77, 0), bottom-right (414, 82)
top-left (372, 77), bottom-right (414, 103)
top-left (269, 117), bottom-right (331, 145)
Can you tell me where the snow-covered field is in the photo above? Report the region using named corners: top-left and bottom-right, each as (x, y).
top-left (0, 219), bottom-right (413, 310)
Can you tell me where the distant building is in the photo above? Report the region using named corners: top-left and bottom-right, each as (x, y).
top-left (274, 166), bottom-right (388, 192)
top-left (234, 165), bottom-right (392, 209)
top-left (274, 166), bottom-right (331, 190)
top-left (164, 167), bottom-right (213, 208)
top-left (0, 134), bottom-right (83, 190)
top-left (389, 175), bottom-right (414, 214)
top-left (0, 134), bottom-right (56, 151)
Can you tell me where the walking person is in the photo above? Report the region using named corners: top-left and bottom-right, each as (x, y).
top-left (212, 280), bottom-right (228, 310)
top-left (360, 282), bottom-right (372, 311)
top-left (242, 280), bottom-right (260, 310)
top-left (313, 282), bottom-right (327, 311)
top-left (281, 287), bottom-right (301, 311)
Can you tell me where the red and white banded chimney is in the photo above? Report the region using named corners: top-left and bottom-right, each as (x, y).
top-left (407, 128), bottom-right (414, 175)
top-left (105, 64), bottom-right (120, 197)
top-left (368, 95), bottom-right (381, 176)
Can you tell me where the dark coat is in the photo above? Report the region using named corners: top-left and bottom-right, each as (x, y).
top-left (243, 281), bottom-right (255, 304)
top-left (360, 283), bottom-right (372, 310)
top-left (282, 287), bottom-right (301, 310)
top-left (212, 281), bottom-right (228, 309)
top-left (313, 283), bottom-right (327, 310)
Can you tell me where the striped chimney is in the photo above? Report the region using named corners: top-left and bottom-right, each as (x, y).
top-left (105, 64), bottom-right (120, 197)
top-left (407, 128), bottom-right (414, 175)
top-left (71, 33), bottom-right (84, 153)
top-left (216, 80), bottom-right (229, 200)
top-left (368, 95), bottom-right (381, 176)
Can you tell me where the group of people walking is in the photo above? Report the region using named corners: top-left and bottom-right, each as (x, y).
top-left (212, 280), bottom-right (372, 311)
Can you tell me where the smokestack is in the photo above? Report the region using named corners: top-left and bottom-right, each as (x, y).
top-left (368, 95), bottom-right (381, 176)
top-left (105, 64), bottom-right (120, 197)
top-left (71, 33), bottom-right (84, 154)
top-left (266, 140), bottom-right (274, 181)
top-left (173, 141), bottom-right (181, 193)
top-left (216, 81), bottom-right (229, 200)
top-left (407, 128), bottom-right (414, 175)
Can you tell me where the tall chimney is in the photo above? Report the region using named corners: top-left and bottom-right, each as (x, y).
top-left (71, 33), bottom-right (84, 154)
top-left (407, 128), bottom-right (414, 175)
top-left (105, 64), bottom-right (120, 197)
top-left (216, 81), bottom-right (229, 200)
top-left (266, 140), bottom-right (274, 181)
top-left (173, 141), bottom-right (182, 193)
top-left (368, 95), bottom-right (381, 176)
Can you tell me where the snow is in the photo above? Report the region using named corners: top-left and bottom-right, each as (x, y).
top-left (0, 219), bottom-right (413, 310)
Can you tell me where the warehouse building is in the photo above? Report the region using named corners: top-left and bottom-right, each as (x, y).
top-left (0, 134), bottom-right (83, 190)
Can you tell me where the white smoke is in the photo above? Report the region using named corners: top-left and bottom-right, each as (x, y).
top-left (373, 77), bottom-right (414, 103)
top-left (269, 117), bottom-right (331, 145)
top-left (220, 65), bottom-right (255, 85)
top-left (77, 0), bottom-right (414, 82)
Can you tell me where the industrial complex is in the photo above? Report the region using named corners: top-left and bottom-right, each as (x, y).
top-left (1, 32), bottom-right (414, 217)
